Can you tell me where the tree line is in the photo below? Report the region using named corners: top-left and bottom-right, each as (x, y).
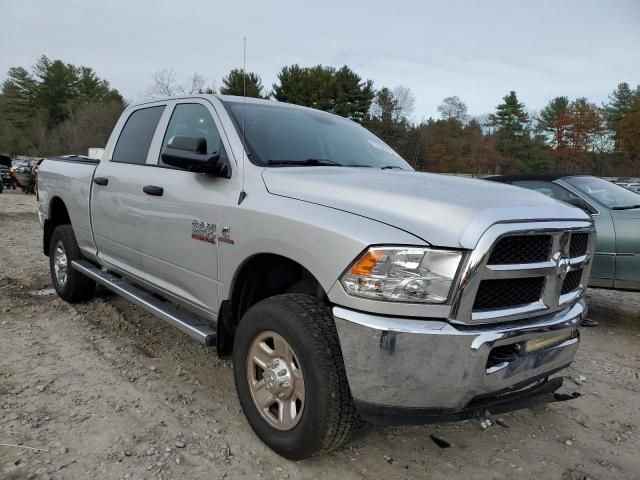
top-left (1, 56), bottom-right (638, 176)
top-left (0, 56), bottom-right (125, 156)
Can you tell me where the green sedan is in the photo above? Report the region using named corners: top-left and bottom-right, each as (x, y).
top-left (487, 174), bottom-right (640, 291)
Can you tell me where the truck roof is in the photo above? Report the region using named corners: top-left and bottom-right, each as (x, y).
top-left (130, 94), bottom-right (319, 112)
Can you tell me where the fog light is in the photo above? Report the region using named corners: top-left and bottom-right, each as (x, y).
top-left (524, 331), bottom-right (576, 354)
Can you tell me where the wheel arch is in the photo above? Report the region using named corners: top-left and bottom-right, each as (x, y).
top-left (216, 253), bottom-right (328, 358)
top-left (43, 196), bottom-right (71, 256)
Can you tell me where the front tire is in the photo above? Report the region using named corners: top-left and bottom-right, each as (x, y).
top-left (49, 224), bottom-right (95, 303)
top-left (233, 294), bottom-right (358, 460)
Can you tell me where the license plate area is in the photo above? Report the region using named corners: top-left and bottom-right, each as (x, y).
top-left (486, 329), bottom-right (578, 372)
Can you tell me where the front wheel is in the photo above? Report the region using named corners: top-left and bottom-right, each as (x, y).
top-left (49, 224), bottom-right (96, 303)
top-left (232, 294), bottom-right (358, 460)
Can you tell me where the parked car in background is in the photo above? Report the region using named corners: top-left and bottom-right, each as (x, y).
top-left (0, 155), bottom-right (14, 191)
top-left (624, 183), bottom-right (640, 194)
top-left (613, 180), bottom-right (640, 194)
top-left (0, 165), bottom-right (11, 193)
top-left (11, 161), bottom-right (38, 193)
top-left (487, 174), bottom-right (640, 291)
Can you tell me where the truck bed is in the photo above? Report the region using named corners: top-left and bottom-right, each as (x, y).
top-left (37, 156), bottom-right (99, 259)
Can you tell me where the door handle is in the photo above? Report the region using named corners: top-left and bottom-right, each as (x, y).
top-left (93, 177), bottom-right (108, 186)
top-left (143, 185), bottom-right (164, 196)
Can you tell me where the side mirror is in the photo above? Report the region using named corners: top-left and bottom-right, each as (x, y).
top-left (161, 136), bottom-right (231, 178)
top-left (565, 197), bottom-right (597, 215)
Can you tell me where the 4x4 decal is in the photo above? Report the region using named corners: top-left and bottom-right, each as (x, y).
top-left (191, 220), bottom-right (216, 244)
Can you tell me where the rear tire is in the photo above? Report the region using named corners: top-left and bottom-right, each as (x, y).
top-left (232, 294), bottom-right (358, 460)
top-left (49, 224), bottom-right (95, 303)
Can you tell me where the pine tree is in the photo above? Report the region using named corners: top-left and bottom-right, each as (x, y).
top-left (490, 91), bottom-right (531, 169)
top-left (272, 64), bottom-right (373, 123)
top-left (603, 82), bottom-right (640, 150)
top-left (33, 55), bottom-right (81, 127)
top-left (1, 67), bottom-right (38, 133)
top-left (220, 69), bottom-right (264, 98)
top-left (538, 96), bottom-right (571, 149)
top-left (332, 66), bottom-right (374, 122)
top-left (370, 87), bottom-right (396, 123)
top-left (491, 91), bottom-right (529, 137)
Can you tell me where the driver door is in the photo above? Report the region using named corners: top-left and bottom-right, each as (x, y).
top-left (138, 100), bottom-right (235, 317)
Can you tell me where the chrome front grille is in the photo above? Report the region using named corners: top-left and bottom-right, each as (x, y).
top-left (561, 268), bottom-right (583, 295)
top-left (488, 234), bottom-right (551, 265)
top-left (451, 220), bottom-right (596, 324)
top-left (473, 277), bottom-right (545, 311)
top-left (569, 233), bottom-right (589, 258)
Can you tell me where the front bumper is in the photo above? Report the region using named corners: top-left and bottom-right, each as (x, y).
top-left (333, 300), bottom-right (585, 425)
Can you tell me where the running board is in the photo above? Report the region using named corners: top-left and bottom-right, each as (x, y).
top-left (71, 260), bottom-right (216, 346)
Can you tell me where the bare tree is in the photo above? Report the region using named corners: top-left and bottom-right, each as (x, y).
top-left (437, 96), bottom-right (469, 123)
top-left (392, 85), bottom-right (415, 120)
top-left (145, 68), bottom-right (181, 99)
top-left (145, 69), bottom-right (217, 98)
top-left (183, 72), bottom-right (206, 94)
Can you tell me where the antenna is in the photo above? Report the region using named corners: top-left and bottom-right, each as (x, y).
top-left (238, 36), bottom-right (247, 205)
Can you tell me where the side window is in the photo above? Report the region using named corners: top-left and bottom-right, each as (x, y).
top-left (112, 106), bottom-right (165, 164)
top-left (160, 103), bottom-right (223, 167)
top-left (515, 180), bottom-right (578, 202)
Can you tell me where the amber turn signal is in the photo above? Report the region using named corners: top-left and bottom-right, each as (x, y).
top-left (349, 249), bottom-right (384, 276)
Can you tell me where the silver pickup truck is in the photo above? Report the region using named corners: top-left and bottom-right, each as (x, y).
top-left (37, 95), bottom-right (595, 459)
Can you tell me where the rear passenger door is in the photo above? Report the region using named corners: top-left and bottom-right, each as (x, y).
top-left (91, 105), bottom-right (166, 278)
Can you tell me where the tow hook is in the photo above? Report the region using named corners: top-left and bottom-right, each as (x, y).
top-left (472, 409), bottom-right (498, 431)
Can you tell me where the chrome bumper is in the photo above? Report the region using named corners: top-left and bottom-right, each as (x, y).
top-left (333, 300), bottom-right (585, 419)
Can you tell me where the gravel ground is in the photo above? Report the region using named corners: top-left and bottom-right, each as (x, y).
top-left (1, 190), bottom-right (639, 480)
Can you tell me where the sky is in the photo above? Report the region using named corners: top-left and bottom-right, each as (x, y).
top-left (1, 0), bottom-right (639, 121)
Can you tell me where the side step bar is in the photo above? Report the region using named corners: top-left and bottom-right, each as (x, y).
top-left (71, 260), bottom-right (216, 346)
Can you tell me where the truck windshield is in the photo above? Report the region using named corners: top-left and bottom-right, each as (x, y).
top-left (564, 176), bottom-right (640, 209)
top-left (223, 100), bottom-right (412, 170)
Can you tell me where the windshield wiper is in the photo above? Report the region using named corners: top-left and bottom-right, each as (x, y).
top-left (611, 204), bottom-right (640, 210)
top-left (267, 158), bottom-right (342, 167)
top-left (381, 165), bottom-right (405, 170)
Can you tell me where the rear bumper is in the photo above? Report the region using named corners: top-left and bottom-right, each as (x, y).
top-left (333, 300), bottom-right (585, 425)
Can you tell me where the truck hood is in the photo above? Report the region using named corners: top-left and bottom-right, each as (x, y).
top-left (262, 168), bottom-right (591, 248)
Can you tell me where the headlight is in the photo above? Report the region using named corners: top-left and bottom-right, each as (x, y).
top-left (341, 247), bottom-right (462, 303)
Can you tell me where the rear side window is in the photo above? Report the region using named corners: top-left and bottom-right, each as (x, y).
top-left (112, 106), bottom-right (165, 164)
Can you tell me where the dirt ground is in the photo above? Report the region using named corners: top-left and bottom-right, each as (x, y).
top-left (1, 190), bottom-right (639, 480)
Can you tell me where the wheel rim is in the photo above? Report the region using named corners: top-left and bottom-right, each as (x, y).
top-left (53, 241), bottom-right (68, 287)
top-left (246, 331), bottom-right (305, 431)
